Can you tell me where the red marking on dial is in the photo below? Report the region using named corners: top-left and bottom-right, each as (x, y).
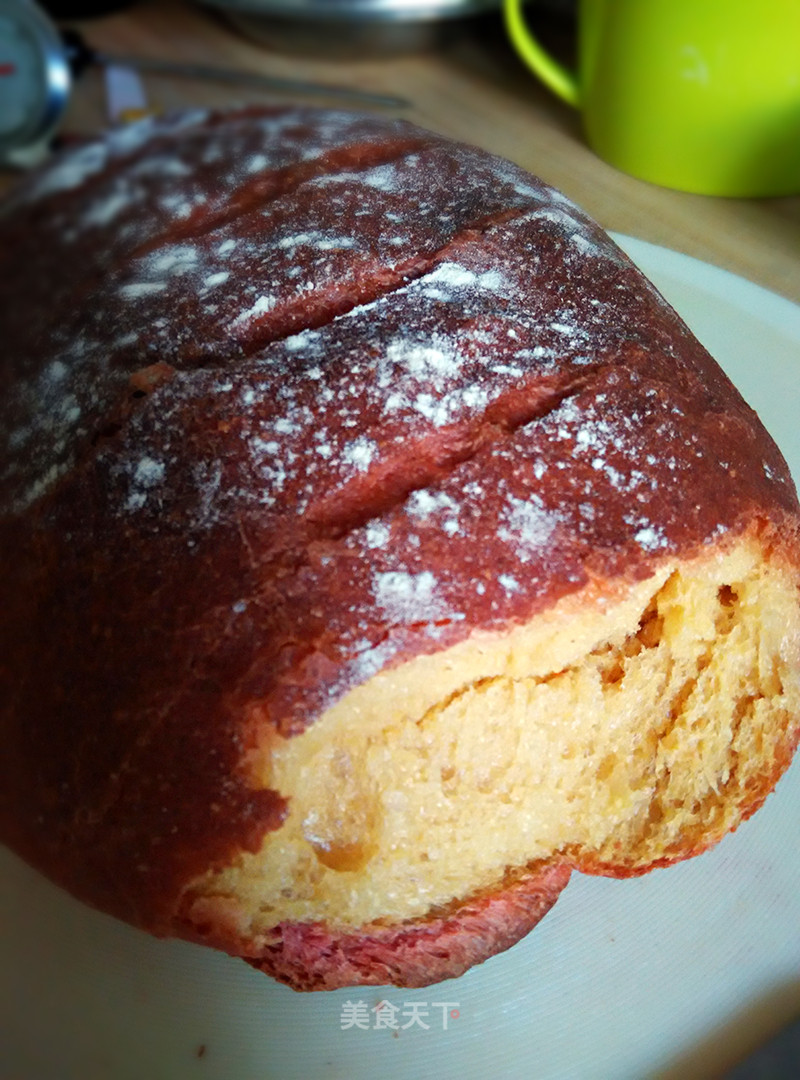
top-left (0, 62), bottom-right (18, 77)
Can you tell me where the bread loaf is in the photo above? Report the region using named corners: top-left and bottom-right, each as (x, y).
top-left (1, 107), bottom-right (798, 991)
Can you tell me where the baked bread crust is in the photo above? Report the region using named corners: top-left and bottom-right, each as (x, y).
top-left (239, 863), bottom-right (571, 991)
top-left (1, 107), bottom-right (798, 989)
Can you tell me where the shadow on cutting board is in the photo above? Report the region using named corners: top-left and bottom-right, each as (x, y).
top-left (654, 977), bottom-right (800, 1080)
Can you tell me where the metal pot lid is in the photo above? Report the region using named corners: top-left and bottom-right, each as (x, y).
top-left (202, 0), bottom-right (500, 25)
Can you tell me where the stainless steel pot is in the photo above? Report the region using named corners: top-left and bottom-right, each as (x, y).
top-left (200, 0), bottom-right (502, 56)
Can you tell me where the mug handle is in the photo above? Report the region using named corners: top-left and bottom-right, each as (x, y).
top-left (503, 0), bottom-right (581, 107)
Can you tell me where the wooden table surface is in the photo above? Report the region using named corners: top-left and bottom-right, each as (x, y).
top-left (3, 0), bottom-right (799, 304)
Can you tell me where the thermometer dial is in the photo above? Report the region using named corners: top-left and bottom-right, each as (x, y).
top-left (0, 0), bottom-right (71, 163)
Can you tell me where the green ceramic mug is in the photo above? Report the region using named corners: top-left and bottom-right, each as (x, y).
top-left (504, 0), bottom-right (800, 196)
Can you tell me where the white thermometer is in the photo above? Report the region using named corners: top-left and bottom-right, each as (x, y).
top-left (0, 0), bottom-right (71, 164)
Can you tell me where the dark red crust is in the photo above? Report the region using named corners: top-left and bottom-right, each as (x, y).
top-left (0, 108), bottom-right (798, 965)
top-left (242, 864), bottom-right (571, 991)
